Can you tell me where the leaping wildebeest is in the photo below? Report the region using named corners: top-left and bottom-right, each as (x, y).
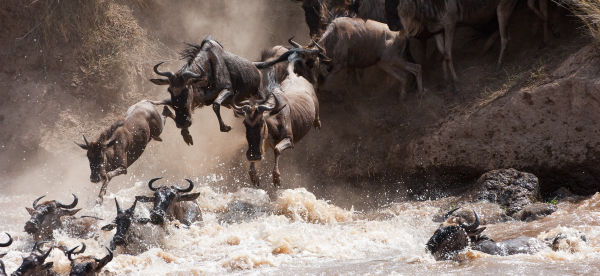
top-left (135, 178), bottom-right (202, 226)
top-left (385, 0), bottom-right (519, 93)
top-left (66, 243), bottom-right (113, 276)
top-left (24, 194), bottom-right (100, 242)
top-left (76, 100), bottom-right (166, 205)
top-left (232, 50), bottom-right (322, 187)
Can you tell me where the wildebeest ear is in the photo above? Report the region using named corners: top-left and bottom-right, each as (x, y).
top-left (59, 208), bottom-right (81, 217)
top-left (43, 262), bottom-right (53, 270)
top-left (136, 218), bottom-right (150, 225)
top-left (135, 196), bottom-right (155, 203)
top-left (178, 193), bottom-right (200, 202)
top-left (104, 138), bottom-right (118, 148)
top-left (74, 141), bottom-right (88, 150)
top-left (150, 78), bottom-right (170, 85)
top-left (26, 207), bottom-right (35, 215)
top-left (185, 78), bottom-right (208, 87)
top-left (101, 223), bottom-right (116, 231)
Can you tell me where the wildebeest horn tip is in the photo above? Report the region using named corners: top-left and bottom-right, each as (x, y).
top-left (56, 194), bottom-right (78, 209)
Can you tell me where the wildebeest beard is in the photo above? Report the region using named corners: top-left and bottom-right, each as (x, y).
top-left (24, 194), bottom-right (80, 240)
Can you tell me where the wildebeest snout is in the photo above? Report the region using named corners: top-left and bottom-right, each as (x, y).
top-left (150, 209), bottom-right (166, 225)
top-left (174, 115), bottom-right (192, 129)
top-left (246, 150), bottom-right (262, 162)
top-left (24, 220), bottom-right (40, 234)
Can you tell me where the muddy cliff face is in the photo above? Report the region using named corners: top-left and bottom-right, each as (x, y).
top-left (400, 44), bottom-right (600, 196)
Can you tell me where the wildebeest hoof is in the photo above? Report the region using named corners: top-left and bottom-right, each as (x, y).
top-left (182, 134), bottom-right (193, 145)
top-left (221, 125), bottom-right (232, 132)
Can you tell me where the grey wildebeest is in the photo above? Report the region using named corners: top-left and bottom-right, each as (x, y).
top-left (304, 12), bottom-right (423, 101)
top-left (9, 242), bottom-right (57, 276)
top-left (135, 178), bottom-right (202, 226)
top-left (385, 0), bottom-right (519, 93)
top-left (101, 198), bottom-right (153, 252)
top-left (24, 194), bottom-right (100, 242)
top-left (232, 51), bottom-right (322, 187)
top-left (150, 37), bottom-right (275, 144)
top-left (76, 100), bottom-right (166, 205)
top-left (66, 243), bottom-right (113, 276)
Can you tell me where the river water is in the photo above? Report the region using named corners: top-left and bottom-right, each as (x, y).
top-left (1, 177), bottom-right (599, 276)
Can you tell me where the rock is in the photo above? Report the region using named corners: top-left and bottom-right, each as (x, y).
top-left (467, 168), bottom-right (541, 215)
top-left (515, 203), bottom-right (557, 222)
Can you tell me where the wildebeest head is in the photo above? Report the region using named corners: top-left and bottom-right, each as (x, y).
top-left (11, 242), bottom-right (55, 276)
top-left (75, 120), bottom-right (123, 183)
top-left (101, 198), bottom-right (149, 250)
top-left (24, 194), bottom-right (80, 239)
top-left (67, 243), bottom-right (113, 276)
top-left (150, 61), bottom-right (207, 129)
top-left (425, 208), bottom-right (485, 261)
top-left (232, 92), bottom-right (282, 162)
top-left (135, 178), bottom-right (200, 225)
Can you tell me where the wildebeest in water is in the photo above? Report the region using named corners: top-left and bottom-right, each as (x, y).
top-left (76, 100), bottom-right (166, 205)
top-left (135, 178), bottom-right (202, 226)
top-left (24, 194), bottom-right (100, 242)
top-left (101, 198), bottom-right (153, 252)
top-left (9, 242), bottom-right (57, 276)
top-left (66, 243), bottom-right (113, 276)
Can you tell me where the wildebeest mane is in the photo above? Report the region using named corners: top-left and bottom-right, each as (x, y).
top-left (179, 37), bottom-right (225, 66)
top-left (99, 119), bottom-right (125, 142)
top-left (322, 3), bottom-right (357, 27)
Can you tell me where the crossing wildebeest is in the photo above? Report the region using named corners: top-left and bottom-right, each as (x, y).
top-left (76, 100), bottom-right (166, 205)
top-left (66, 243), bottom-right (113, 276)
top-left (150, 37), bottom-right (272, 143)
top-left (10, 242), bottom-right (57, 276)
top-left (301, 12), bottom-right (422, 101)
top-left (24, 194), bottom-right (100, 242)
top-left (101, 198), bottom-right (152, 251)
top-left (426, 208), bottom-right (485, 260)
top-left (385, 0), bottom-right (519, 93)
top-left (135, 178), bottom-right (202, 226)
top-left (232, 51), bottom-right (321, 187)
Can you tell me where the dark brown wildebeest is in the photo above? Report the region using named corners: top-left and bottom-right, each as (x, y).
top-left (101, 198), bottom-right (152, 251)
top-left (150, 37), bottom-right (274, 142)
top-left (385, 0), bottom-right (520, 93)
top-left (232, 51), bottom-right (321, 187)
top-left (76, 100), bottom-right (166, 205)
top-left (10, 242), bottom-right (57, 276)
top-left (66, 243), bottom-right (113, 276)
top-left (302, 13), bottom-right (423, 101)
top-left (135, 178), bottom-right (202, 226)
top-left (24, 194), bottom-right (100, 242)
top-left (426, 208), bottom-right (485, 260)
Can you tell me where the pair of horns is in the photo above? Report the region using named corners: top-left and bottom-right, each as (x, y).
top-left (115, 198), bottom-right (137, 214)
top-left (148, 177), bottom-right (194, 193)
top-left (67, 243), bottom-right (113, 265)
top-left (31, 241), bottom-right (53, 261)
top-left (32, 194), bottom-right (78, 209)
top-left (231, 92), bottom-right (280, 114)
top-left (153, 62), bottom-right (206, 81)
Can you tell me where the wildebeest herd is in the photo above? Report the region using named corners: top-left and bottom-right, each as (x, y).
top-left (1, 0), bottom-right (570, 274)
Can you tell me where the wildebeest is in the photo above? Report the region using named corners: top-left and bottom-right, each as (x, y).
top-left (24, 194), bottom-right (100, 242)
top-left (66, 243), bottom-right (113, 276)
top-left (10, 242), bottom-right (57, 276)
top-left (101, 198), bottom-right (151, 251)
top-left (76, 100), bottom-right (166, 205)
top-left (135, 178), bottom-right (202, 226)
top-left (303, 13), bottom-right (423, 100)
top-left (385, 0), bottom-right (519, 93)
top-left (232, 51), bottom-right (321, 187)
top-left (150, 37), bottom-right (272, 140)
top-left (426, 208), bottom-right (485, 260)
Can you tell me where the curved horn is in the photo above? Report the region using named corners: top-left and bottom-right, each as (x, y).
top-left (153, 62), bottom-right (175, 79)
top-left (93, 247), bottom-right (113, 268)
top-left (115, 198), bottom-right (123, 213)
top-left (253, 49), bottom-right (301, 69)
top-left (312, 39), bottom-right (325, 52)
top-left (231, 92), bottom-right (250, 113)
top-left (288, 36), bottom-right (302, 48)
top-left (83, 135), bottom-right (89, 146)
top-left (56, 194), bottom-right (78, 209)
top-left (460, 211), bottom-right (480, 232)
top-left (32, 195), bottom-right (46, 209)
top-left (0, 233), bottom-right (12, 247)
top-left (127, 198), bottom-right (138, 214)
top-left (312, 40), bottom-right (331, 61)
top-left (257, 92), bottom-right (280, 113)
top-left (67, 243), bottom-right (86, 262)
top-left (181, 65), bottom-right (206, 81)
top-left (442, 207), bottom-right (461, 220)
top-left (174, 179), bottom-right (194, 193)
top-left (38, 242), bottom-right (53, 261)
top-left (148, 177), bottom-right (163, 191)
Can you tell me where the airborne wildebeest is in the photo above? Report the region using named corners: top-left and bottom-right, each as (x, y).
top-left (135, 178), bottom-right (202, 226)
top-left (101, 198), bottom-right (154, 252)
top-left (66, 243), bottom-right (113, 276)
top-left (150, 37), bottom-right (275, 143)
top-left (24, 194), bottom-right (100, 242)
top-left (232, 51), bottom-right (322, 187)
top-left (302, 12), bottom-right (423, 101)
top-left (76, 100), bottom-right (166, 205)
top-left (385, 0), bottom-right (519, 93)
top-left (10, 242), bottom-right (57, 276)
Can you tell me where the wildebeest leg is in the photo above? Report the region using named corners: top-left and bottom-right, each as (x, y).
top-left (528, 0), bottom-right (550, 46)
top-left (96, 179), bottom-right (110, 205)
top-left (181, 128), bottom-right (194, 146)
top-left (394, 60), bottom-right (423, 96)
top-left (497, 0), bottom-right (517, 67)
top-left (249, 162), bottom-right (260, 187)
top-left (377, 62), bottom-right (407, 101)
top-left (442, 25), bottom-right (460, 94)
top-left (273, 138), bottom-right (293, 187)
top-left (419, 38), bottom-right (428, 62)
top-left (213, 89), bottom-right (234, 132)
top-left (434, 34), bottom-right (448, 82)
